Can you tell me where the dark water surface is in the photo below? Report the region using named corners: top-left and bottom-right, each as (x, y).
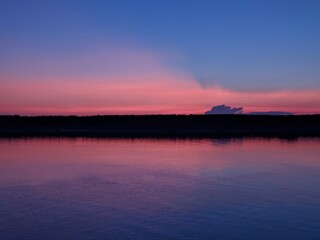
top-left (0, 138), bottom-right (319, 240)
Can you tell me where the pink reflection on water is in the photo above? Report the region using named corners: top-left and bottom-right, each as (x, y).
top-left (0, 138), bottom-right (319, 187)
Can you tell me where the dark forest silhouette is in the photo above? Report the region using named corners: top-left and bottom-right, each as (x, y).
top-left (0, 115), bottom-right (319, 137)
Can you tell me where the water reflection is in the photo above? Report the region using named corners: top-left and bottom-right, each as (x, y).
top-left (0, 138), bottom-right (319, 240)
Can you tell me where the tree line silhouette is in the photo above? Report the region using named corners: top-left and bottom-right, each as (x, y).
top-left (0, 114), bottom-right (319, 137)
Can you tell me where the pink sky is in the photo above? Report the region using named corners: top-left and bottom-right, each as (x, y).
top-left (1, 76), bottom-right (319, 115)
top-left (1, 47), bottom-right (319, 115)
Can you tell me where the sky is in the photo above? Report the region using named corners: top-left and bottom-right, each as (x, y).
top-left (0, 0), bottom-right (320, 115)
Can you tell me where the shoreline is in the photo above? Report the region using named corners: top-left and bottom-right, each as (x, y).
top-left (1, 115), bottom-right (319, 137)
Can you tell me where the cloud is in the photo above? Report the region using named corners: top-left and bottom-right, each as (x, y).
top-left (205, 105), bottom-right (293, 115)
top-left (246, 111), bottom-right (293, 115)
top-left (0, 43), bottom-right (183, 80)
top-left (205, 105), bottom-right (243, 115)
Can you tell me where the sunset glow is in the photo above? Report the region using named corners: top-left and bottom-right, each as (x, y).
top-left (1, 75), bottom-right (320, 115)
top-left (1, 1), bottom-right (319, 115)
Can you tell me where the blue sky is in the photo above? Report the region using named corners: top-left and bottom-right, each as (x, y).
top-left (0, 0), bottom-right (320, 114)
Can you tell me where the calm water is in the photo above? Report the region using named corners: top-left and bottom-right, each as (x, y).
top-left (0, 138), bottom-right (319, 240)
